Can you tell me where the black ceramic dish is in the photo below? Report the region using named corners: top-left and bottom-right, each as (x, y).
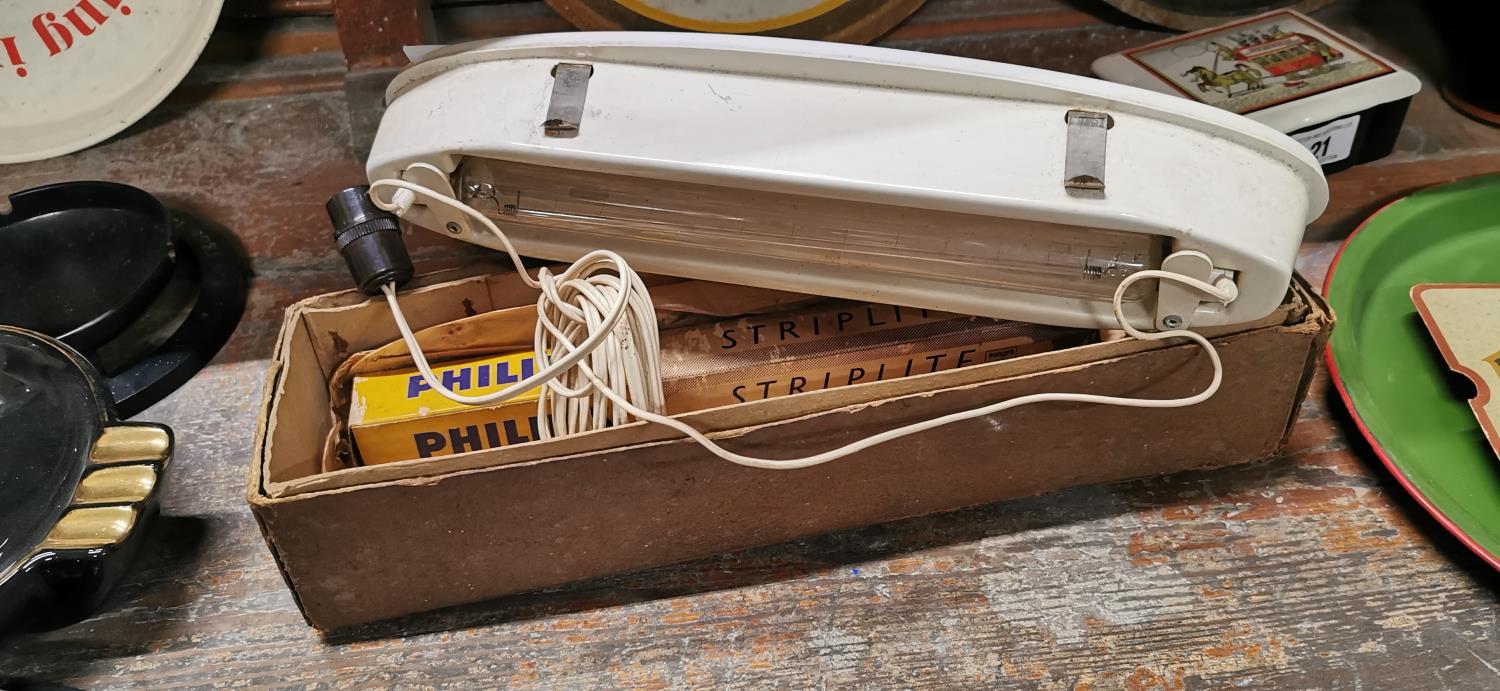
top-left (0, 183), bottom-right (175, 353)
top-left (0, 182), bottom-right (247, 417)
top-left (0, 327), bottom-right (172, 634)
top-left (99, 211), bottom-right (248, 417)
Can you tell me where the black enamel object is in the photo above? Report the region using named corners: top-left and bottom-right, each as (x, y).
top-left (100, 209), bottom-right (249, 417)
top-left (0, 182), bottom-right (174, 352)
top-left (0, 181), bottom-right (247, 417)
top-left (0, 327), bottom-right (172, 634)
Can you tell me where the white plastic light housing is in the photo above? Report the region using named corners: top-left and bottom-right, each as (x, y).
top-left (367, 33), bottom-right (1327, 329)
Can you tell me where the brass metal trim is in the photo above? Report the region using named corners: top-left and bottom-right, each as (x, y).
top-left (38, 506), bottom-right (137, 550)
top-left (74, 465), bottom-right (158, 505)
top-left (90, 425), bottom-right (170, 466)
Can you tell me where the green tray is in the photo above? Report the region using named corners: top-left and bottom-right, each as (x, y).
top-left (1325, 174), bottom-right (1500, 569)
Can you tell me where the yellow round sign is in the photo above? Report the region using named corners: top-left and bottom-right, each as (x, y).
top-left (611, 0), bottom-right (850, 33)
top-left (545, 0), bottom-right (925, 43)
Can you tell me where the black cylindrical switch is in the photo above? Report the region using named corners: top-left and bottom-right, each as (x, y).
top-left (326, 185), bottom-right (413, 295)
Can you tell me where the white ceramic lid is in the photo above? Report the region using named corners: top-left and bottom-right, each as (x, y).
top-left (0, 1), bottom-right (223, 164)
top-left (1092, 9), bottom-right (1420, 133)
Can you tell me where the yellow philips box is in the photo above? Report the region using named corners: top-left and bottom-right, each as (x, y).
top-left (349, 351), bottom-right (542, 465)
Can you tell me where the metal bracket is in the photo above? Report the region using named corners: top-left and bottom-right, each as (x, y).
top-left (545, 63), bottom-right (594, 137)
top-left (1064, 109), bottom-right (1112, 192)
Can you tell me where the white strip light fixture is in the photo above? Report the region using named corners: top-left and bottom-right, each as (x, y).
top-left (368, 32), bottom-right (1325, 331)
top-left (356, 33), bottom-right (1328, 468)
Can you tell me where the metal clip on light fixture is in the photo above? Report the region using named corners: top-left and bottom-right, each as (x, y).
top-left (336, 33), bottom-right (1328, 469)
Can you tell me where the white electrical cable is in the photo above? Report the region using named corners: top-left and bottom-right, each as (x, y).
top-left (373, 179), bottom-right (665, 441)
top-left (369, 178), bottom-right (1235, 469)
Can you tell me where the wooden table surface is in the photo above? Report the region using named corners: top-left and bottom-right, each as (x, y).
top-left (2, 1), bottom-right (1498, 688)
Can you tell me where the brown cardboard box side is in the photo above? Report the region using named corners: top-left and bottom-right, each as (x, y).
top-left (257, 270), bottom-right (1311, 498)
top-left (248, 269), bottom-right (1331, 630)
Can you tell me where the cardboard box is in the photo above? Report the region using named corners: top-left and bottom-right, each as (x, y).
top-left (247, 268), bottom-right (1332, 630)
top-left (344, 302), bottom-right (1090, 466)
top-left (657, 300), bottom-right (1094, 413)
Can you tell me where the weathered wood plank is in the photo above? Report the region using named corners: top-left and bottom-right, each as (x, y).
top-left (224, 0), bottom-right (336, 17)
top-left (333, 0), bottom-right (433, 69)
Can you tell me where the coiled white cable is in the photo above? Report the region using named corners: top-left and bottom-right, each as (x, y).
top-left (369, 179), bottom-right (1235, 469)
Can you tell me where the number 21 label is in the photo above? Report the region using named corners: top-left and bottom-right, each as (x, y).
top-left (1292, 114), bottom-right (1360, 165)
